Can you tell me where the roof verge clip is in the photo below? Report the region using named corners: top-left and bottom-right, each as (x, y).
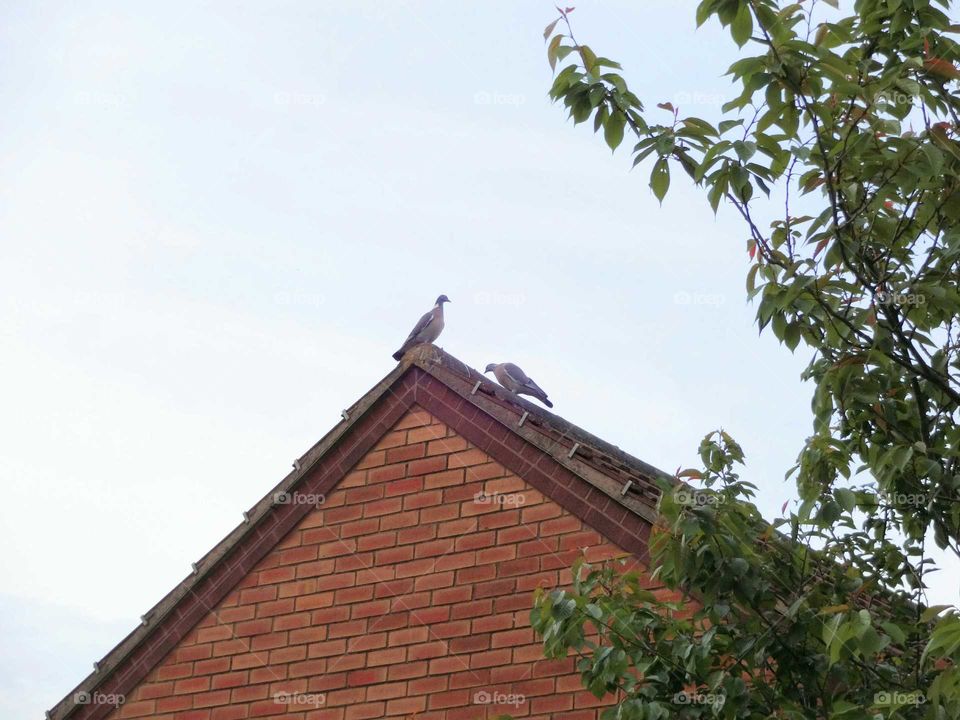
top-left (518, 411), bottom-right (529, 428)
top-left (567, 442), bottom-right (580, 459)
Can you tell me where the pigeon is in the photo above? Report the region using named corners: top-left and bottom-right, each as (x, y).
top-left (484, 362), bottom-right (553, 408)
top-left (392, 295), bottom-right (450, 361)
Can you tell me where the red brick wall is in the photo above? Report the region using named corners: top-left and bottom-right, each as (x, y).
top-left (106, 406), bottom-right (649, 720)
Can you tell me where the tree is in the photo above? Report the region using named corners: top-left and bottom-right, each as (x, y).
top-left (532, 1), bottom-right (960, 718)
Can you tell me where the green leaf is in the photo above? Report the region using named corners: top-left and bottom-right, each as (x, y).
top-left (579, 45), bottom-right (598, 74)
top-left (650, 158), bottom-right (670, 203)
top-left (604, 110), bottom-right (626, 151)
top-left (547, 34), bottom-right (563, 72)
top-left (835, 488), bottom-right (856, 512)
top-left (731, 2), bottom-right (753, 47)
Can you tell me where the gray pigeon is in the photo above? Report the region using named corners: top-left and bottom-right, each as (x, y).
top-left (392, 295), bottom-right (450, 361)
top-left (484, 362), bottom-right (553, 408)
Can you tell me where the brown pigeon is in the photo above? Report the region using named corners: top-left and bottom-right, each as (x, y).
top-left (392, 295), bottom-right (450, 361)
top-left (484, 362), bottom-right (553, 408)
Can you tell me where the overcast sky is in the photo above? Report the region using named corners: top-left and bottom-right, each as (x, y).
top-left (1, 2), bottom-right (956, 718)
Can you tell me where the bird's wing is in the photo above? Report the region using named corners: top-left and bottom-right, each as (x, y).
top-left (504, 363), bottom-right (548, 396)
top-left (501, 363), bottom-right (531, 385)
top-left (404, 309), bottom-right (437, 343)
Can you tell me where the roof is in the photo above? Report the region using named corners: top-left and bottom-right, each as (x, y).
top-left (48, 344), bottom-right (676, 720)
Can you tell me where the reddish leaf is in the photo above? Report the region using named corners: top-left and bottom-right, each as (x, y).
top-left (924, 58), bottom-right (960, 81)
top-left (781, 500), bottom-right (789, 514)
top-left (543, 18), bottom-right (560, 41)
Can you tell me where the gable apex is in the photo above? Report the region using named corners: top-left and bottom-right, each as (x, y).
top-left (48, 345), bottom-right (673, 720)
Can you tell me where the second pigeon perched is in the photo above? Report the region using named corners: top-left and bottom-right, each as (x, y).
top-left (392, 295), bottom-right (450, 361)
top-left (485, 362), bottom-right (553, 408)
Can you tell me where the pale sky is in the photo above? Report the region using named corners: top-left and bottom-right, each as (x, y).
top-left (1, 2), bottom-right (956, 718)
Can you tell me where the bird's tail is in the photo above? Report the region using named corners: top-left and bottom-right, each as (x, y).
top-left (541, 396), bottom-right (554, 408)
top-left (392, 349), bottom-right (405, 361)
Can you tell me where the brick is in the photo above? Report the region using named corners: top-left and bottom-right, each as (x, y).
top-left (453, 531), bottom-right (496, 551)
top-left (239, 586), bottom-right (276, 605)
top-left (210, 671), bottom-right (247, 690)
top-left (379, 510), bottom-right (419, 530)
top-left (499, 557), bottom-right (539, 576)
top-left (447, 448), bottom-right (489, 468)
top-left (476, 545), bottom-right (516, 564)
top-left (403, 488), bottom-right (444, 510)
top-left (368, 464), bottom-right (405, 483)
top-left (344, 484), bottom-right (384, 504)
top-left (397, 525), bottom-right (436, 545)
top-left (366, 681), bottom-right (406, 701)
top-left (345, 701), bottom-right (386, 720)
top-left (540, 515), bottom-right (582, 536)
top-left (386, 443), bottom-right (425, 463)
top-left (406, 456), bottom-right (447, 476)
top-left (386, 696), bottom-right (427, 716)
top-left (174, 676), bottom-right (210, 695)
top-left (387, 661), bottom-right (427, 680)
top-left (383, 476), bottom-right (423, 497)
top-left (450, 600), bottom-right (491, 620)
top-left (258, 566), bottom-right (296, 584)
top-left (375, 429), bottom-right (408, 448)
top-left (193, 689), bottom-right (231, 708)
top-left (156, 695), bottom-right (192, 713)
top-left (407, 423), bottom-right (446, 443)
top-left (194, 657), bottom-right (231, 676)
top-left (358, 531), bottom-right (396, 551)
top-left (347, 667), bottom-right (387, 685)
top-left (423, 469), bottom-right (465, 489)
top-left (367, 647), bottom-right (406, 666)
top-left (197, 625), bottom-right (233, 643)
top-left (426, 436), bottom-right (467, 455)
top-left (414, 538), bottom-right (455, 558)
top-left (477, 509), bottom-right (520, 530)
top-left (427, 688), bottom-right (470, 708)
top-left (394, 407), bottom-right (433, 429)
top-left (364, 497), bottom-right (403, 517)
